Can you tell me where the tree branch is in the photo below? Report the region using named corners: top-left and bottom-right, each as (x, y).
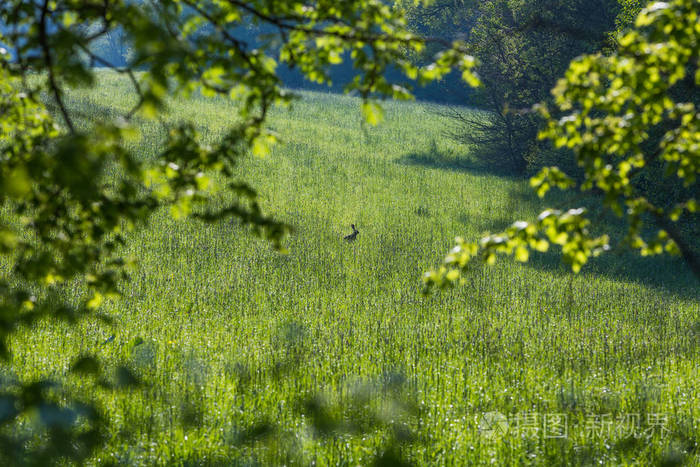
top-left (39, 0), bottom-right (75, 133)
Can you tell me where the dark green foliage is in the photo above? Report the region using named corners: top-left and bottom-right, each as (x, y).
top-left (405, 0), bottom-right (620, 173)
top-left (0, 378), bottom-right (103, 466)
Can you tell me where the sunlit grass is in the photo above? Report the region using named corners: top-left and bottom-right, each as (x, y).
top-left (8, 71), bottom-right (699, 465)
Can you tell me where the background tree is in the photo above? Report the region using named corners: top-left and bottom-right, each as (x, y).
top-left (403, 0), bottom-right (620, 173)
top-left (395, 0), bottom-right (480, 103)
top-left (424, 0), bottom-right (699, 289)
top-left (0, 0), bottom-right (477, 462)
top-left (612, 0), bottom-right (646, 36)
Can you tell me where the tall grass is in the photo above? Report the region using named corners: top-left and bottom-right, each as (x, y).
top-left (7, 71), bottom-right (699, 465)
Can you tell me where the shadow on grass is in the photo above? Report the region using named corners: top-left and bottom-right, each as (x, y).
top-left (519, 246), bottom-right (699, 301)
top-left (395, 145), bottom-right (522, 179)
top-left (455, 184), bottom-right (700, 301)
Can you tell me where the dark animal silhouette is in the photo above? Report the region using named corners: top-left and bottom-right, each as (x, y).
top-left (343, 224), bottom-right (359, 242)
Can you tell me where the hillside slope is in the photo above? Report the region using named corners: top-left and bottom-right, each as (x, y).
top-left (11, 72), bottom-right (699, 465)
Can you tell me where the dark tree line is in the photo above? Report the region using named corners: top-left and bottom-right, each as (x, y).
top-left (402, 0), bottom-right (622, 174)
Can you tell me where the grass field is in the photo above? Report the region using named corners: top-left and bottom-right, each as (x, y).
top-left (7, 72), bottom-right (699, 465)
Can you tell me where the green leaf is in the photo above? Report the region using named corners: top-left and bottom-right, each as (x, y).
top-left (86, 292), bottom-right (104, 310)
top-left (533, 238), bottom-right (549, 252)
top-left (361, 101), bottom-right (384, 126)
top-left (514, 245), bottom-right (529, 262)
top-left (5, 166), bottom-right (32, 197)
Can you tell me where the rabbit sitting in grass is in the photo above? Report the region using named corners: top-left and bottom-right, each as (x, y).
top-left (343, 224), bottom-right (359, 242)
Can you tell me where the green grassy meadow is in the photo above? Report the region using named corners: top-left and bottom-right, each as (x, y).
top-left (8, 72), bottom-right (699, 465)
